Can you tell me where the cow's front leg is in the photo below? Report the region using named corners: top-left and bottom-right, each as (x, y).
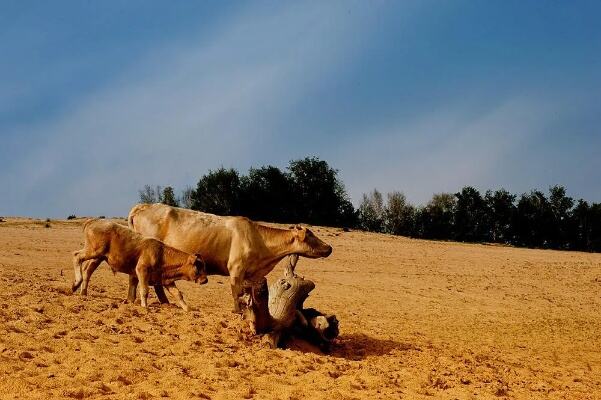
top-left (230, 275), bottom-right (243, 314)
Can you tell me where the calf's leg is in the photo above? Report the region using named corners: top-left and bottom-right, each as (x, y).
top-left (80, 258), bottom-right (102, 296)
top-left (135, 262), bottom-right (150, 308)
top-left (72, 245), bottom-right (106, 293)
top-left (127, 280), bottom-right (170, 304)
top-left (154, 285), bottom-right (170, 304)
top-left (127, 275), bottom-right (138, 303)
top-left (72, 250), bottom-right (84, 292)
top-left (164, 284), bottom-right (190, 312)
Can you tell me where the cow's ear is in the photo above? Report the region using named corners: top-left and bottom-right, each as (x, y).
top-left (187, 254), bottom-right (197, 264)
top-left (296, 227), bottom-right (306, 241)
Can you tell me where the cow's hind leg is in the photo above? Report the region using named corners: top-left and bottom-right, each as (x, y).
top-left (164, 284), bottom-right (190, 312)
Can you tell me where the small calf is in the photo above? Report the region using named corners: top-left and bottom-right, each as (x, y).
top-left (72, 219), bottom-right (207, 311)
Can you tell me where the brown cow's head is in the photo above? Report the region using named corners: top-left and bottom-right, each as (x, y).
top-left (187, 254), bottom-right (208, 285)
top-left (290, 225), bottom-right (332, 258)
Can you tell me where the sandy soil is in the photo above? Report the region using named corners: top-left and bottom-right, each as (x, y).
top-left (0, 217), bottom-right (600, 399)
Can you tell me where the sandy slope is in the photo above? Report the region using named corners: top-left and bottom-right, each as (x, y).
top-left (0, 217), bottom-right (600, 399)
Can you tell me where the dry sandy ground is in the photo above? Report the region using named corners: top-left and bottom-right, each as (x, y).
top-left (0, 218), bottom-right (600, 399)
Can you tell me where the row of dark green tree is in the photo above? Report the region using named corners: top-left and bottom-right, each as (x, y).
top-left (139, 157), bottom-right (601, 252)
top-left (139, 157), bottom-right (355, 228)
top-left (358, 186), bottom-right (601, 252)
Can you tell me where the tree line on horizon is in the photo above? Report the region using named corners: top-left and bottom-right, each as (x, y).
top-left (139, 157), bottom-right (601, 252)
top-left (138, 157), bottom-right (355, 228)
top-left (357, 186), bottom-right (601, 252)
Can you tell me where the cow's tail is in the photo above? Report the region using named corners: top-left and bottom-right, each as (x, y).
top-left (128, 203), bottom-right (152, 230)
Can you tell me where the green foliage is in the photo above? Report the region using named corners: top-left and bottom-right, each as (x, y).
top-left (136, 162), bottom-right (601, 253)
top-left (417, 193), bottom-right (456, 239)
top-left (484, 189), bottom-right (515, 243)
top-left (358, 190), bottom-right (385, 232)
top-left (514, 190), bottom-right (552, 247)
top-left (385, 191), bottom-right (415, 236)
top-left (191, 167), bottom-right (242, 216)
top-left (161, 186), bottom-right (179, 207)
top-left (288, 157), bottom-right (356, 227)
top-left (358, 184), bottom-right (601, 253)
top-left (358, 190), bottom-right (416, 235)
top-left (454, 186), bottom-right (488, 242)
top-left (141, 158), bottom-right (355, 228)
top-left (240, 166), bottom-right (293, 222)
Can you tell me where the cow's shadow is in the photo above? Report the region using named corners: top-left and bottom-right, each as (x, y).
top-left (285, 332), bottom-right (411, 360)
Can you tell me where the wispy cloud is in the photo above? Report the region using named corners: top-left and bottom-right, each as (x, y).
top-left (2, 1), bottom-right (600, 217)
top-left (334, 95), bottom-right (560, 204)
top-left (1, 2), bottom-right (384, 217)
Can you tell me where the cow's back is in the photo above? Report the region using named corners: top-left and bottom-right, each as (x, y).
top-left (84, 219), bottom-right (148, 272)
top-left (128, 204), bottom-right (233, 275)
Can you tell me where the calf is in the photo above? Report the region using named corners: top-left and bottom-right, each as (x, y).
top-left (72, 219), bottom-right (207, 311)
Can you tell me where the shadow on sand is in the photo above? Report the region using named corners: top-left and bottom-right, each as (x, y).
top-left (285, 332), bottom-right (416, 360)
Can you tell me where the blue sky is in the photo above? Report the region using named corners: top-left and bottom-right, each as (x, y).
top-left (1, 1), bottom-right (600, 217)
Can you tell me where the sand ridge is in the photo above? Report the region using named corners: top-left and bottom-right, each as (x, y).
top-left (0, 218), bottom-right (600, 399)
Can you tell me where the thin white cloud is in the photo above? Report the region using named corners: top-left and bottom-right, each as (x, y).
top-left (1, 2), bottom-right (385, 217)
top-left (334, 95), bottom-right (558, 205)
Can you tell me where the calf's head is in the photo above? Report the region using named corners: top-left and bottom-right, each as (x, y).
top-left (186, 254), bottom-right (208, 285)
top-left (290, 225), bottom-right (332, 258)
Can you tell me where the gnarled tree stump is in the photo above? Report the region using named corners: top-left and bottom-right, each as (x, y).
top-left (239, 256), bottom-right (338, 350)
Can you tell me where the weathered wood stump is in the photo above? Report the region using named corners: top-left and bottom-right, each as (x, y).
top-left (239, 256), bottom-right (339, 350)
top-left (240, 278), bottom-right (272, 335)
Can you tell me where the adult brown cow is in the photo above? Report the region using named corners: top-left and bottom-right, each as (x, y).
top-left (127, 203), bottom-right (332, 312)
